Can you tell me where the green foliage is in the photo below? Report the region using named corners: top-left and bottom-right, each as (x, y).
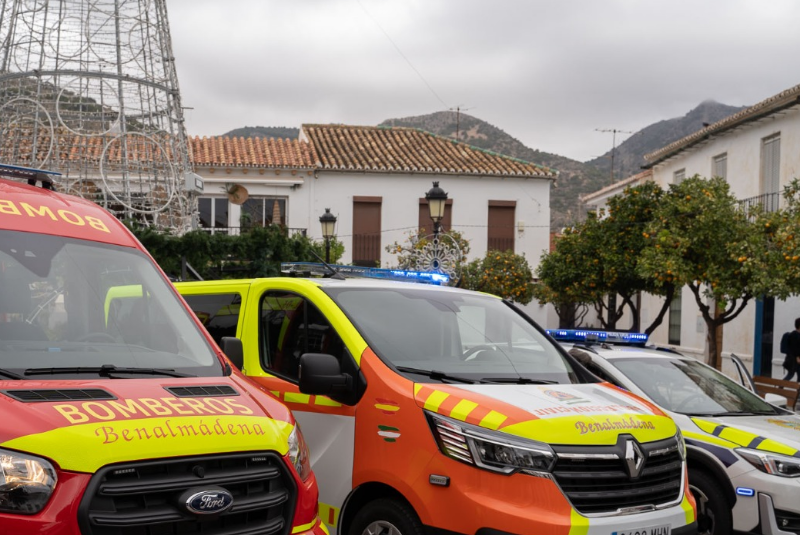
top-left (461, 250), bottom-right (534, 304)
top-left (128, 224), bottom-right (340, 280)
top-left (534, 181), bottom-right (672, 332)
top-left (638, 175), bottom-right (773, 368)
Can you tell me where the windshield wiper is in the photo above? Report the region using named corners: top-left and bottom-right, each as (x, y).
top-left (688, 410), bottom-right (776, 417)
top-left (0, 368), bottom-right (23, 380)
top-left (480, 377), bottom-right (558, 384)
top-left (395, 366), bottom-right (477, 384)
top-left (24, 365), bottom-right (194, 378)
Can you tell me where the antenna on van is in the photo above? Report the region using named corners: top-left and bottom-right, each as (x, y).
top-left (308, 250), bottom-right (346, 280)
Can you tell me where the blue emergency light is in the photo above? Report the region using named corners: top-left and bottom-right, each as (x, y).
top-left (0, 163), bottom-right (61, 188)
top-left (280, 262), bottom-right (450, 285)
top-left (546, 329), bottom-right (649, 345)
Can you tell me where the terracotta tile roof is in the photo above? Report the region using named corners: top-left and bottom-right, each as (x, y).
top-left (301, 124), bottom-right (557, 178)
top-left (580, 169), bottom-right (652, 203)
top-left (645, 82), bottom-right (800, 166)
top-left (188, 135), bottom-right (317, 169)
top-left (4, 125), bottom-right (556, 179)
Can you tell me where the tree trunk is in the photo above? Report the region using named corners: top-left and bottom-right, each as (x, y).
top-left (644, 285), bottom-right (675, 336)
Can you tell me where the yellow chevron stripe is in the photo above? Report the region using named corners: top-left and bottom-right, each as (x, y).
top-left (683, 430), bottom-right (738, 449)
top-left (450, 399), bottom-right (478, 421)
top-left (285, 393), bottom-right (312, 404)
top-left (479, 410), bottom-right (507, 430)
top-left (568, 508), bottom-right (589, 535)
top-left (314, 396), bottom-right (343, 407)
top-left (319, 502), bottom-right (340, 528)
top-left (374, 403), bottom-right (399, 412)
top-left (424, 390), bottom-right (450, 412)
top-left (681, 493), bottom-right (696, 524)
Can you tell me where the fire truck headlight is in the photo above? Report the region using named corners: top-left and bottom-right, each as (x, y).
top-left (736, 448), bottom-right (800, 477)
top-left (427, 412), bottom-right (555, 475)
top-left (287, 425), bottom-right (312, 481)
top-left (0, 449), bottom-right (57, 514)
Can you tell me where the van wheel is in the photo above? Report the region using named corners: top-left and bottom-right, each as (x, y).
top-left (349, 498), bottom-right (425, 535)
top-left (689, 470), bottom-right (732, 535)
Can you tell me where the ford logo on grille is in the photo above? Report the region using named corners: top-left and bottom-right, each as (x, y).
top-left (183, 488), bottom-right (234, 515)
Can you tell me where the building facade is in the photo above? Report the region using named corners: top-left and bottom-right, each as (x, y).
top-left (582, 83), bottom-right (800, 375)
top-left (189, 124), bottom-right (557, 324)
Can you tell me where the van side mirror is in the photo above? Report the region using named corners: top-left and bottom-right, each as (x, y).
top-left (220, 337), bottom-right (244, 371)
top-left (299, 353), bottom-right (352, 398)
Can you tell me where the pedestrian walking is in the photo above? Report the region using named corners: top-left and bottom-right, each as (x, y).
top-left (782, 318), bottom-right (800, 381)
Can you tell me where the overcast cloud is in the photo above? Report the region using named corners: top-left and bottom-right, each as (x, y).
top-left (167, 0), bottom-right (800, 162)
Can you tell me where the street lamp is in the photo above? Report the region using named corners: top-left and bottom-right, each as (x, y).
top-left (319, 208), bottom-right (337, 263)
top-left (425, 181), bottom-right (448, 237)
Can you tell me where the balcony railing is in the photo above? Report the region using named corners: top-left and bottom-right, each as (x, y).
top-left (739, 192), bottom-right (781, 216)
top-left (199, 226), bottom-right (307, 237)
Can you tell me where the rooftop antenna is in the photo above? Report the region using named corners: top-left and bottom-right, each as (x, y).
top-left (449, 105), bottom-right (474, 141)
top-left (596, 128), bottom-right (634, 185)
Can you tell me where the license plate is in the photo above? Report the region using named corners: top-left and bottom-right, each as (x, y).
top-left (612, 526), bottom-right (671, 535)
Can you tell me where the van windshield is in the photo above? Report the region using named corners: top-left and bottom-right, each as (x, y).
top-left (325, 286), bottom-right (577, 384)
top-left (0, 230), bottom-right (220, 377)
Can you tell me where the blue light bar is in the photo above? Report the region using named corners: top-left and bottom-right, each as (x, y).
top-left (736, 487), bottom-right (755, 497)
top-left (546, 329), bottom-right (649, 345)
top-left (0, 163), bottom-right (61, 184)
top-left (280, 262), bottom-right (450, 285)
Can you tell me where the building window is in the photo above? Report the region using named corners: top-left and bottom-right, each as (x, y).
top-left (668, 292), bottom-right (681, 346)
top-left (488, 200), bottom-right (515, 252)
top-left (418, 198), bottom-right (453, 235)
top-left (712, 153), bottom-right (727, 180)
top-left (198, 197), bottom-right (229, 232)
top-left (241, 197), bottom-right (286, 228)
top-left (761, 133), bottom-right (781, 194)
top-left (353, 196), bottom-right (382, 267)
top-left (673, 169), bottom-right (686, 184)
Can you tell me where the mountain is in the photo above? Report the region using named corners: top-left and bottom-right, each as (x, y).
top-left (379, 111), bottom-right (607, 229)
top-left (587, 101), bottom-right (747, 180)
top-left (220, 101), bottom-right (746, 229)
top-left (223, 126), bottom-right (299, 139)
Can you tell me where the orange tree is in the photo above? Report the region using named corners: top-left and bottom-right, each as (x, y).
top-left (534, 182), bottom-right (674, 333)
top-left (461, 249), bottom-right (534, 304)
top-left (638, 176), bottom-right (778, 369)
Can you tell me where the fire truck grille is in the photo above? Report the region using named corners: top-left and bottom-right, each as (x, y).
top-left (79, 452), bottom-right (296, 535)
top-left (551, 436), bottom-right (683, 515)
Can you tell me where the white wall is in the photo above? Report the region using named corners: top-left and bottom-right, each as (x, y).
top-left (197, 167), bottom-right (553, 294)
top-left (647, 106), bottom-right (800, 365)
top-left (300, 171), bottom-right (552, 270)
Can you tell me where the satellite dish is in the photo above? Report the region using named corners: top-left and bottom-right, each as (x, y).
top-left (226, 183), bottom-right (249, 205)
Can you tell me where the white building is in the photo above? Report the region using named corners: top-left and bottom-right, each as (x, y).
top-left (189, 124), bottom-right (557, 324)
top-left (582, 83), bottom-right (800, 376)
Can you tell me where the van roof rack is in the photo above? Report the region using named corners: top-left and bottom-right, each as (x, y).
top-left (0, 163), bottom-right (61, 190)
top-left (280, 262), bottom-right (450, 286)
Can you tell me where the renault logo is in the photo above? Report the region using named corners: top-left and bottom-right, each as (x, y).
top-left (625, 439), bottom-right (645, 479)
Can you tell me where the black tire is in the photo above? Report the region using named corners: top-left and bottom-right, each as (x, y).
top-left (689, 470), bottom-right (733, 535)
top-left (349, 498), bottom-right (425, 535)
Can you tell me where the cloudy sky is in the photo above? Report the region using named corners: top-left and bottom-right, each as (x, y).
top-left (168, 0), bottom-right (800, 162)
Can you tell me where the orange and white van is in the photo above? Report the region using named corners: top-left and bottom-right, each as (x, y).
top-left (175, 265), bottom-right (697, 535)
top-left (0, 164), bottom-right (325, 535)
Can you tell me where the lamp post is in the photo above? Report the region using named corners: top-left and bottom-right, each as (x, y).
top-left (319, 208), bottom-right (337, 263)
top-left (425, 181), bottom-right (448, 272)
top-left (425, 181), bottom-right (448, 237)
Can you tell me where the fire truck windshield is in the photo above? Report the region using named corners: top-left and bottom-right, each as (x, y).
top-left (0, 230), bottom-right (221, 377)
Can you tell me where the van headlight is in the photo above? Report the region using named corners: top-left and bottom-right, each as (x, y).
top-left (736, 448), bottom-right (800, 477)
top-left (0, 449), bottom-right (57, 514)
top-left (426, 412), bottom-right (555, 475)
top-left (287, 425), bottom-right (312, 481)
